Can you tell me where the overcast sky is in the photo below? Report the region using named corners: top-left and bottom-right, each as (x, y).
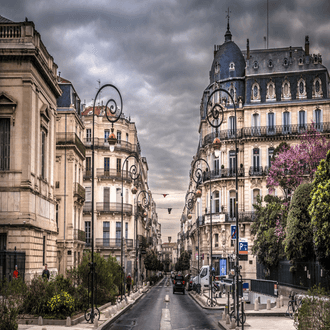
top-left (2, 0), bottom-right (330, 242)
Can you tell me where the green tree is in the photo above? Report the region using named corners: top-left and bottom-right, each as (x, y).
top-left (251, 195), bottom-right (287, 270)
top-left (285, 183), bottom-right (315, 268)
top-left (144, 250), bottom-right (158, 271)
top-left (308, 150), bottom-right (330, 272)
top-left (175, 251), bottom-right (190, 272)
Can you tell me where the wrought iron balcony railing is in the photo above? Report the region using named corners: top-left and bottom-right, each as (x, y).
top-left (83, 138), bottom-right (141, 154)
top-left (96, 168), bottom-right (133, 181)
top-left (73, 182), bottom-right (85, 200)
top-left (203, 122), bottom-right (330, 147)
top-left (95, 238), bottom-right (133, 249)
top-left (249, 166), bottom-right (264, 176)
top-left (83, 202), bottom-right (132, 215)
top-left (56, 132), bottom-right (86, 157)
top-left (203, 168), bottom-right (245, 181)
top-left (74, 229), bottom-right (86, 242)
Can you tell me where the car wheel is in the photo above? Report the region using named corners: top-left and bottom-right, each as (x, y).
top-left (183, 289), bottom-right (185, 295)
top-left (173, 289), bottom-right (175, 294)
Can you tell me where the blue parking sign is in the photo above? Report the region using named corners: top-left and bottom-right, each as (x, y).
top-left (231, 225), bottom-right (237, 240)
top-left (239, 240), bottom-right (248, 255)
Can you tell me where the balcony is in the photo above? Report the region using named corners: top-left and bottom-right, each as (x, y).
top-left (96, 168), bottom-right (133, 182)
top-left (56, 132), bottom-right (86, 157)
top-left (95, 238), bottom-right (133, 249)
top-left (203, 168), bottom-right (245, 181)
top-left (74, 229), bottom-right (86, 242)
top-left (83, 138), bottom-right (140, 154)
top-left (74, 182), bottom-right (85, 201)
top-left (201, 212), bottom-right (257, 224)
top-left (83, 202), bottom-right (133, 215)
top-left (203, 122), bottom-right (330, 147)
top-left (249, 166), bottom-right (264, 176)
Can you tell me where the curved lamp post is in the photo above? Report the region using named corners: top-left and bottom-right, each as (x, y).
top-left (87, 84), bottom-right (123, 324)
top-left (205, 87), bottom-right (239, 325)
top-left (132, 188), bottom-right (150, 293)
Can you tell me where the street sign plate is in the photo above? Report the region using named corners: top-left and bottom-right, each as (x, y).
top-left (239, 241), bottom-right (248, 255)
top-left (231, 225), bottom-right (237, 240)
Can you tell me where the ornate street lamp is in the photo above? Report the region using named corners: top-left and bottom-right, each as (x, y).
top-left (86, 84), bottom-right (123, 324)
top-left (132, 188), bottom-right (150, 292)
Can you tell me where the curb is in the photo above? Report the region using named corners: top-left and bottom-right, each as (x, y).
top-left (188, 291), bottom-right (224, 310)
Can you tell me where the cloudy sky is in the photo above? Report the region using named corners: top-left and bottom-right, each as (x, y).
top-left (1, 0), bottom-right (330, 241)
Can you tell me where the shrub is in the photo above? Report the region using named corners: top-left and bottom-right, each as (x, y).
top-left (47, 291), bottom-right (75, 319)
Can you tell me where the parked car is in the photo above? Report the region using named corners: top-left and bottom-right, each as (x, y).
top-left (173, 275), bottom-right (185, 294)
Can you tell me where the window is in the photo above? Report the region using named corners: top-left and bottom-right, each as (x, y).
top-left (283, 112), bottom-right (290, 133)
top-left (125, 222), bottom-right (128, 239)
top-left (213, 191), bottom-right (220, 213)
top-left (56, 204), bottom-right (59, 230)
top-left (268, 59), bottom-right (273, 68)
top-left (104, 187), bottom-right (110, 210)
top-left (315, 109), bottom-right (322, 131)
top-left (104, 129), bottom-right (110, 143)
top-left (103, 222), bottom-right (110, 246)
top-left (253, 148), bottom-right (260, 171)
top-left (85, 221), bottom-right (91, 245)
top-left (268, 148), bottom-right (274, 168)
top-left (41, 131), bottom-right (46, 179)
top-left (0, 118), bottom-right (10, 170)
top-left (251, 82), bottom-right (260, 102)
top-left (117, 131), bottom-right (121, 143)
top-left (86, 157), bottom-right (91, 175)
top-left (282, 79), bottom-right (291, 100)
top-left (313, 78), bottom-right (323, 98)
top-left (104, 157), bottom-right (110, 172)
top-left (116, 158), bottom-right (121, 173)
top-left (229, 62), bottom-right (235, 71)
top-left (228, 116), bottom-right (236, 137)
top-left (229, 191), bottom-right (236, 219)
top-left (229, 151), bottom-right (236, 175)
top-left (86, 129), bottom-right (91, 142)
top-left (252, 113), bottom-right (260, 135)
top-left (299, 110), bottom-right (306, 130)
top-left (253, 189), bottom-right (260, 207)
top-left (266, 80), bottom-right (276, 101)
top-left (297, 78), bottom-right (307, 99)
top-left (268, 113), bottom-right (275, 134)
top-left (116, 222), bottom-right (121, 246)
top-left (214, 156), bottom-right (220, 176)
top-left (215, 233), bottom-right (219, 248)
top-left (0, 233), bottom-right (7, 250)
top-left (126, 133), bottom-right (129, 142)
top-left (85, 187), bottom-right (91, 202)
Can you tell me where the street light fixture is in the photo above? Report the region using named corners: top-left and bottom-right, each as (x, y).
top-left (86, 84), bottom-right (123, 324)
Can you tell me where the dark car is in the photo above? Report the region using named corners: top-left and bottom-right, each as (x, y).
top-left (173, 275), bottom-right (185, 294)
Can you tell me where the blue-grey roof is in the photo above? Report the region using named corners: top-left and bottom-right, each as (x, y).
top-left (0, 15), bottom-right (13, 23)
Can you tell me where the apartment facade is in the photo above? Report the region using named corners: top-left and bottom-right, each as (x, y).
top-left (82, 107), bottom-right (161, 280)
top-left (55, 77), bottom-right (86, 275)
top-left (180, 24), bottom-right (330, 279)
top-left (0, 17), bottom-right (61, 281)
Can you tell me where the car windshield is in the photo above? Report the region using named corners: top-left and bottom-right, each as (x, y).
top-left (175, 276), bottom-right (183, 280)
top-left (200, 268), bottom-right (207, 278)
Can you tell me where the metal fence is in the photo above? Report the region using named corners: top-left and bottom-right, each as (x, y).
top-left (0, 249), bottom-right (26, 281)
top-left (257, 260), bottom-right (330, 291)
top-left (250, 278), bottom-right (278, 296)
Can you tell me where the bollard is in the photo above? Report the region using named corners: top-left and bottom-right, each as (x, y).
top-left (276, 297), bottom-right (280, 308)
top-left (280, 295), bottom-right (284, 307)
top-left (104, 310), bottom-right (110, 318)
top-left (267, 299), bottom-right (271, 310)
top-left (222, 311), bottom-right (226, 320)
top-left (254, 298), bottom-right (259, 311)
top-left (38, 316), bottom-right (43, 326)
top-left (230, 319), bottom-right (236, 329)
top-left (226, 313), bottom-right (230, 324)
top-left (94, 317), bottom-right (98, 329)
top-left (66, 316), bottom-right (71, 326)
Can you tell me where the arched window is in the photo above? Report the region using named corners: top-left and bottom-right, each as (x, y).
top-left (313, 77), bottom-right (323, 99)
top-left (297, 78), bottom-right (307, 99)
top-left (251, 82), bottom-right (261, 102)
top-left (281, 79), bottom-right (291, 100)
top-left (266, 80), bottom-right (276, 101)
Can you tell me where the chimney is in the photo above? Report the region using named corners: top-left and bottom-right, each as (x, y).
top-left (247, 39), bottom-right (250, 60)
top-left (305, 36), bottom-right (309, 56)
top-left (168, 236), bottom-right (171, 243)
top-left (214, 45), bottom-right (217, 58)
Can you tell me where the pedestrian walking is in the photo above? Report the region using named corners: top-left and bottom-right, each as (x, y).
top-left (126, 273), bottom-right (132, 296)
top-left (42, 264), bottom-right (50, 280)
top-left (13, 265), bottom-right (19, 279)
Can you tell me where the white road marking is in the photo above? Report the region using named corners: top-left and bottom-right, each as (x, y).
top-left (160, 308), bottom-right (172, 330)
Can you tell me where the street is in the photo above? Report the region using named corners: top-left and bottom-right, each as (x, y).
top-left (107, 277), bottom-right (222, 330)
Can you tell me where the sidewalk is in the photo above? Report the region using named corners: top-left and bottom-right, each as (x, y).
top-left (18, 283), bottom-right (152, 330)
top-left (189, 290), bottom-right (296, 330)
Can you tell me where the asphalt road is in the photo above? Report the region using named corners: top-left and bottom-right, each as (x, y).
top-left (107, 277), bottom-right (222, 330)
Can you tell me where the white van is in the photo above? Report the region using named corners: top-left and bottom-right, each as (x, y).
top-left (193, 265), bottom-right (211, 291)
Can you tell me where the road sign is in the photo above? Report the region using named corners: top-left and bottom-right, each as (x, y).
top-left (231, 225), bottom-right (237, 240)
top-left (220, 258), bottom-right (227, 276)
top-left (239, 239), bottom-right (248, 255)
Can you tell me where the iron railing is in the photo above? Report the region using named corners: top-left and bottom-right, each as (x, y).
top-left (203, 168), bottom-right (245, 181)
top-left (83, 138), bottom-right (141, 154)
top-left (249, 166), bottom-right (264, 176)
top-left (0, 250), bottom-right (25, 281)
top-left (56, 132), bottom-right (86, 156)
top-left (74, 229), bottom-right (86, 242)
top-left (203, 122), bottom-right (330, 147)
top-left (95, 238), bottom-right (133, 249)
top-left (201, 212), bottom-right (257, 224)
top-left (83, 202), bottom-right (133, 215)
top-left (96, 168), bottom-right (133, 181)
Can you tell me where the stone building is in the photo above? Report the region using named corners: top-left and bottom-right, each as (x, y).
top-left (0, 16), bottom-right (61, 281)
top-left (81, 106), bottom-right (161, 281)
top-left (55, 77), bottom-right (86, 275)
top-left (180, 22), bottom-right (330, 279)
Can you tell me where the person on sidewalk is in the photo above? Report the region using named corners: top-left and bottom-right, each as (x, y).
top-left (42, 264), bottom-right (50, 280)
top-left (13, 265), bottom-right (19, 279)
top-left (126, 273), bottom-right (132, 296)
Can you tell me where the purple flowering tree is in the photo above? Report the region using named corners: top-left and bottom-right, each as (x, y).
top-left (267, 128), bottom-right (330, 198)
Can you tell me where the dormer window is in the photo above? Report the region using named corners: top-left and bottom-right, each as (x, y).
top-left (281, 78), bottom-right (291, 100)
top-left (253, 61), bottom-right (259, 70)
top-left (266, 80), bottom-right (276, 102)
top-left (297, 78), bottom-right (307, 99)
top-left (298, 57), bottom-right (304, 65)
top-left (229, 62), bottom-right (235, 71)
top-left (251, 82), bottom-right (261, 103)
top-left (215, 62), bottom-right (220, 74)
top-left (313, 77), bottom-right (323, 99)
top-left (283, 58), bottom-right (289, 67)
